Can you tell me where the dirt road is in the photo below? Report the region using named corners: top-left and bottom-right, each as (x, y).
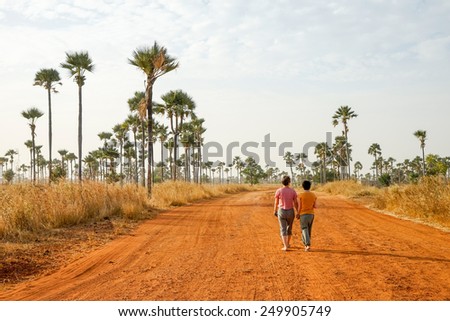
top-left (1, 190), bottom-right (449, 301)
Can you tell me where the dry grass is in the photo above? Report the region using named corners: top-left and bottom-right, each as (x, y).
top-left (150, 181), bottom-right (254, 208)
top-left (316, 180), bottom-right (380, 198)
top-left (0, 181), bottom-right (151, 240)
top-left (317, 178), bottom-right (450, 229)
top-left (374, 177), bottom-right (450, 228)
top-left (0, 181), bottom-right (253, 241)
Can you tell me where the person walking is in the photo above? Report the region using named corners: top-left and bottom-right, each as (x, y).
top-left (274, 176), bottom-right (298, 251)
top-left (297, 180), bottom-right (317, 252)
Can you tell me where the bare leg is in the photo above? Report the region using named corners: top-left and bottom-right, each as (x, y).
top-left (281, 235), bottom-right (288, 250)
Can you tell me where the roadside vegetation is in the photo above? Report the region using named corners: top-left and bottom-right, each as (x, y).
top-left (316, 178), bottom-right (450, 229)
top-left (0, 181), bottom-right (253, 241)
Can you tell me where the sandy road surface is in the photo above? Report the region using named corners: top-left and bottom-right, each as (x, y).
top-left (1, 190), bottom-right (449, 301)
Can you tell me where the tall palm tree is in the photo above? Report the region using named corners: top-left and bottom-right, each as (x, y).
top-left (22, 107), bottom-right (44, 183)
top-left (191, 117), bottom-right (206, 183)
top-left (158, 90), bottom-right (196, 181)
top-left (368, 143), bottom-right (382, 179)
top-left (155, 123), bottom-right (169, 182)
top-left (66, 152), bottom-right (77, 181)
top-left (60, 51), bottom-right (95, 182)
top-left (33, 68), bottom-right (61, 182)
top-left (113, 122), bottom-right (128, 185)
top-left (332, 106), bottom-right (358, 179)
top-left (58, 149), bottom-right (68, 178)
top-left (233, 156), bottom-right (244, 184)
top-left (128, 42), bottom-right (179, 194)
top-left (413, 130), bottom-right (427, 176)
top-left (283, 151), bottom-right (296, 185)
top-left (180, 121), bottom-right (196, 182)
top-left (5, 149), bottom-right (18, 172)
top-left (125, 113), bottom-right (140, 184)
top-left (127, 91), bottom-right (147, 186)
top-left (315, 142), bottom-right (329, 183)
top-left (0, 157), bottom-right (8, 178)
top-left (24, 140), bottom-right (33, 180)
top-left (83, 154), bottom-right (97, 180)
top-left (354, 161), bottom-right (363, 179)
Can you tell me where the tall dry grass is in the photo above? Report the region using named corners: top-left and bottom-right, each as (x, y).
top-left (0, 181), bottom-right (253, 240)
top-left (374, 177), bottom-right (450, 227)
top-left (150, 181), bottom-right (253, 208)
top-left (0, 182), bottom-right (150, 240)
top-left (317, 178), bottom-right (450, 229)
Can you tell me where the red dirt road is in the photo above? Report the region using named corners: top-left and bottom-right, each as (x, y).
top-left (1, 190), bottom-right (449, 301)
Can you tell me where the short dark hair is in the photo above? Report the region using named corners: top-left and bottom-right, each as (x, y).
top-left (302, 180), bottom-right (312, 190)
top-left (281, 176), bottom-right (291, 186)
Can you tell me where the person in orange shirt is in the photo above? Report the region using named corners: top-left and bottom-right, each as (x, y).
top-left (296, 180), bottom-right (317, 252)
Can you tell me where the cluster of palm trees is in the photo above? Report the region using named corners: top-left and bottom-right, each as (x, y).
top-left (1, 43), bottom-right (188, 192)
top-left (277, 106), bottom-right (448, 186)
top-left (82, 88), bottom-right (208, 188)
top-left (2, 44), bottom-right (448, 187)
top-left (280, 106), bottom-right (358, 185)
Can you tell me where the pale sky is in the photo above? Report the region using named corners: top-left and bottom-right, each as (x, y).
top-left (1, 0), bottom-right (449, 174)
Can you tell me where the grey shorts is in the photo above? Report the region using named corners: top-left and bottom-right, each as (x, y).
top-left (277, 208), bottom-right (295, 236)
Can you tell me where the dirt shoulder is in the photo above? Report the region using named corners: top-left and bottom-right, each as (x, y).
top-left (1, 190), bottom-right (449, 300)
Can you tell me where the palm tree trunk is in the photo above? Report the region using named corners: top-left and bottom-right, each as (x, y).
top-left (78, 85), bottom-right (83, 182)
top-left (421, 147), bottom-right (426, 176)
top-left (48, 88), bottom-right (53, 183)
top-left (374, 155), bottom-right (378, 179)
top-left (197, 144), bottom-right (202, 184)
top-left (146, 80), bottom-right (154, 195)
top-left (140, 120), bottom-right (146, 187)
top-left (31, 129), bottom-right (36, 184)
top-left (119, 142), bottom-right (123, 185)
top-left (345, 129), bottom-right (351, 179)
top-left (29, 149), bottom-right (32, 181)
top-left (173, 133), bottom-right (178, 181)
top-left (133, 130), bottom-right (138, 184)
top-left (160, 141), bottom-right (164, 182)
top-left (289, 165), bottom-right (294, 185)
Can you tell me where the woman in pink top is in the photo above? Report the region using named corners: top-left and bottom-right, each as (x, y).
top-left (273, 176), bottom-right (299, 251)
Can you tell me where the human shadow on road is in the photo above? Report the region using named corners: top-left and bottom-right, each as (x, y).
top-left (311, 249), bottom-right (450, 263)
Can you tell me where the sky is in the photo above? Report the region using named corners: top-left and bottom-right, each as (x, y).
top-left (1, 0), bottom-right (450, 175)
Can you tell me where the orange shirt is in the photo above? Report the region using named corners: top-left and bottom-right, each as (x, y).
top-left (298, 191), bottom-right (317, 215)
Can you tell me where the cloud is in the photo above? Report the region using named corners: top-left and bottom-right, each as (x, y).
top-left (1, 0), bottom-right (450, 171)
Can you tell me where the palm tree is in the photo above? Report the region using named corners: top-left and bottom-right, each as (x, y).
top-left (22, 107), bottom-right (44, 183)
top-left (368, 143), bottom-right (382, 180)
top-left (233, 156), bottom-right (243, 184)
top-left (125, 113), bottom-right (140, 184)
top-left (413, 130), bottom-right (427, 176)
top-left (158, 90), bottom-right (196, 181)
top-left (83, 154), bottom-right (97, 180)
top-left (66, 152), bottom-right (77, 181)
top-left (127, 91), bottom-right (147, 186)
top-left (5, 149), bottom-right (18, 172)
top-left (113, 122), bottom-right (128, 185)
top-left (191, 117), bottom-right (206, 183)
top-left (283, 151), bottom-right (296, 185)
top-left (354, 161), bottom-right (363, 180)
top-left (0, 157), bottom-right (8, 178)
top-left (33, 68), bottom-right (61, 182)
top-left (315, 142), bottom-right (329, 183)
top-left (128, 42), bottom-right (179, 194)
top-left (332, 106), bottom-right (358, 179)
top-left (24, 140), bottom-right (33, 180)
top-left (58, 149), bottom-right (68, 178)
top-left (155, 123), bottom-right (169, 182)
top-left (60, 51), bottom-right (95, 182)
